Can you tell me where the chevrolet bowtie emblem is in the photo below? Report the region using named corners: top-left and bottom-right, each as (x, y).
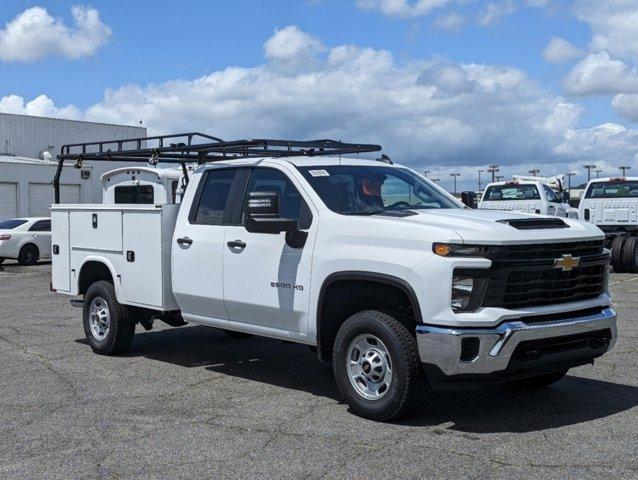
top-left (554, 254), bottom-right (580, 272)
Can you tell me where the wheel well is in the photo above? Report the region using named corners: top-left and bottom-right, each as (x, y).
top-left (317, 275), bottom-right (419, 362)
top-left (78, 261), bottom-right (114, 295)
top-left (20, 242), bottom-right (38, 253)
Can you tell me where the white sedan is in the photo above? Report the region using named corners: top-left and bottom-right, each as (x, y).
top-left (0, 218), bottom-right (51, 266)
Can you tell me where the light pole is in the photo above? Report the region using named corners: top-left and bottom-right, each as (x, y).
top-left (488, 165), bottom-right (500, 182)
top-left (583, 164), bottom-right (596, 182)
top-left (528, 169), bottom-right (540, 176)
top-left (595, 169), bottom-right (602, 178)
top-left (619, 166), bottom-right (631, 177)
top-left (450, 173), bottom-right (461, 195)
top-left (430, 177), bottom-right (440, 183)
top-left (477, 169), bottom-right (484, 192)
top-left (566, 172), bottom-right (576, 190)
top-left (423, 170), bottom-right (431, 178)
top-left (495, 175), bottom-right (504, 182)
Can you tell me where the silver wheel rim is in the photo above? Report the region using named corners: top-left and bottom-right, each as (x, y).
top-left (89, 296), bottom-right (110, 341)
top-left (346, 334), bottom-right (393, 400)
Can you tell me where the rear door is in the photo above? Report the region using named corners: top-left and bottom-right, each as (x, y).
top-left (171, 168), bottom-right (243, 321)
top-left (223, 166), bottom-right (316, 333)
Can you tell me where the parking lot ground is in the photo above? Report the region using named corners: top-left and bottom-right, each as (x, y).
top-left (0, 261), bottom-right (637, 480)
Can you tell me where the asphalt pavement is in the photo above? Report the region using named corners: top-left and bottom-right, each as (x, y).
top-left (1, 261), bottom-right (636, 479)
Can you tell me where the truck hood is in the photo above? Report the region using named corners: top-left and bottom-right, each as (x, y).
top-left (384, 209), bottom-right (603, 244)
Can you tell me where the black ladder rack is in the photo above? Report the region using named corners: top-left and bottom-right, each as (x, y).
top-left (53, 132), bottom-right (382, 203)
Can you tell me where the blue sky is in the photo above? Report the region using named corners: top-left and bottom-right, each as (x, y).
top-left (1, 1), bottom-right (638, 189)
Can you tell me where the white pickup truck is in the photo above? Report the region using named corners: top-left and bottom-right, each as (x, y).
top-left (479, 179), bottom-right (570, 217)
top-left (50, 134), bottom-right (617, 421)
top-left (575, 177), bottom-right (638, 272)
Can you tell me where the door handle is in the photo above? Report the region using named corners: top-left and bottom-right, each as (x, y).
top-left (176, 237), bottom-right (193, 246)
top-left (227, 240), bottom-right (246, 249)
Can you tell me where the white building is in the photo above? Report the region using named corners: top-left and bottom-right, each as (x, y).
top-left (0, 113), bottom-right (146, 221)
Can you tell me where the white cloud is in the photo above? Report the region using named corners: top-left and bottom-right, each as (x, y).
top-left (433, 12), bottom-right (465, 29)
top-left (0, 5), bottom-right (111, 62)
top-left (612, 94), bottom-right (638, 122)
top-left (477, 1), bottom-right (517, 27)
top-left (564, 51), bottom-right (638, 95)
top-left (3, 26), bottom-right (638, 173)
top-left (575, 0), bottom-right (638, 59)
top-left (0, 94), bottom-right (81, 118)
top-left (543, 37), bottom-right (583, 64)
top-left (356, 0), bottom-right (451, 19)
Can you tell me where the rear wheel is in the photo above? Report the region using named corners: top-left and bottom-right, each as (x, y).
top-left (611, 236), bottom-right (627, 273)
top-left (83, 281), bottom-right (135, 355)
top-left (18, 244), bottom-right (39, 266)
top-left (507, 370), bottom-right (568, 389)
top-left (333, 310), bottom-right (426, 421)
top-left (621, 236), bottom-right (638, 273)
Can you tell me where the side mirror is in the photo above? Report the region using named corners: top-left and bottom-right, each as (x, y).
top-left (245, 191), bottom-right (298, 234)
top-left (460, 191), bottom-right (477, 209)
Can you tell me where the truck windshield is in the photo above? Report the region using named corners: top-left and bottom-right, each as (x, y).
top-left (0, 219), bottom-right (27, 229)
top-left (585, 181), bottom-right (638, 198)
top-left (297, 165), bottom-right (459, 215)
top-left (483, 184), bottom-right (540, 201)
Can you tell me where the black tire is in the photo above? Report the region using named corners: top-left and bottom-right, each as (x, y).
top-left (83, 281), bottom-right (135, 355)
top-left (622, 236), bottom-right (638, 273)
top-left (333, 310), bottom-right (426, 421)
top-left (18, 244), bottom-right (39, 266)
top-left (507, 369), bottom-right (568, 389)
top-left (221, 329), bottom-right (253, 339)
top-left (611, 236), bottom-right (627, 273)
top-left (0, 257), bottom-right (4, 264)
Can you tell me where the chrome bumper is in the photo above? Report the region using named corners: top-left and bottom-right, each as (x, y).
top-left (416, 307), bottom-right (617, 376)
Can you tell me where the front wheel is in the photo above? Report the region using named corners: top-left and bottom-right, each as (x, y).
top-left (83, 281), bottom-right (135, 355)
top-left (507, 370), bottom-right (568, 389)
top-left (621, 236), bottom-right (638, 273)
top-left (333, 310), bottom-right (426, 421)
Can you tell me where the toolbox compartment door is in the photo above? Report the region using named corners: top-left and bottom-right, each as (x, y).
top-left (51, 210), bottom-right (71, 293)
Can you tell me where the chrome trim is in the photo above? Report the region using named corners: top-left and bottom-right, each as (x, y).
top-left (416, 307), bottom-right (616, 376)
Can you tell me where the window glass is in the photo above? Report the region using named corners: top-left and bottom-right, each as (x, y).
top-left (171, 181), bottom-right (179, 203)
top-left (193, 168), bottom-right (237, 225)
top-left (483, 184), bottom-right (540, 201)
top-left (243, 168), bottom-right (312, 228)
top-left (585, 181), bottom-right (638, 198)
top-left (0, 219), bottom-right (27, 230)
top-left (29, 220), bottom-right (51, 232)
top-left (543, 185), bottom-right (561, 203)
top-left (114, 185), bottom-right (154, 204)
top-left (297, 166), bottom-right (457, 215)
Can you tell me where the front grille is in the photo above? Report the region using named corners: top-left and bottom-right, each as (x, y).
top-left (489, 240), bottom-right (604, 261)
top-left (478, 240), bottom-right (607, 309)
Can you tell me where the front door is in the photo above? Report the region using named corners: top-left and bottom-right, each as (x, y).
top-left (223, 167), bottom-right (316, 333)
top-left (171, 168), bottom-right (240, 321)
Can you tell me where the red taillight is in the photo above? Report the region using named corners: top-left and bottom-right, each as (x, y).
top-left (0, 234), bottom-right (10, 240)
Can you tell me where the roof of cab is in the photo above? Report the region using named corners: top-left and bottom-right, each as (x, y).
top-left (196, 156), bottom-right (395, 172)
top-left (100, 166), bottom-right (182, 182)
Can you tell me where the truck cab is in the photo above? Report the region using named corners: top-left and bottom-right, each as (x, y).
top-left (577, 176), bottom-right (638, 272)
top-left (479, 180), bottom-right (570, 217)
top-left (50, 134), bottom-right (617, 421)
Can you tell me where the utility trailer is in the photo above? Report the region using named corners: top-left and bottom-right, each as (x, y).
top-left (576, 176), bottom-right (638, 272)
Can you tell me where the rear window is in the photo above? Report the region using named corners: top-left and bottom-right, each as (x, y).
top-left (114, 185), bottom-right (154, 204)
top-left (483, 184), bottom-right (540, 201)
top-left (0, 219), bottom-right (27, 229)
top-left (585, 181), bottom-right (638, 198)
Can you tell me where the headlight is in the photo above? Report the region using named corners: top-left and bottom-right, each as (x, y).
top-left (433, 243), bottom-right (490, 257)
top-left (451, 271), bottom-right (488, 312)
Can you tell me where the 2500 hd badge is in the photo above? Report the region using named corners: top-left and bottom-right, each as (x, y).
top-left (271, 282), bottom-right (304, 291)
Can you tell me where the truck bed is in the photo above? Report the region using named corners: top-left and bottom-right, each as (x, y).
top-left (51, 204), bottom-right (179, 311)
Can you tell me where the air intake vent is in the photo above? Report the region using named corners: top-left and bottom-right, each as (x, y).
top-left (497, 218), bottom-right (568, 230)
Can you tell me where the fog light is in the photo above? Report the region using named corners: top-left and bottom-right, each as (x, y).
top-left (451, 271), bottom-right (488, 312)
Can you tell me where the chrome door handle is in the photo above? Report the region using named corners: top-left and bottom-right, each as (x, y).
top-left (176, 237), bottom-right (193, 246)
top-left (227, 240), bottom-right (246, 249)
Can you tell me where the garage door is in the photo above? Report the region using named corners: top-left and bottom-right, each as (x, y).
top-left (28, 184), bottom-right (81, 217)
top-left (0, 182), bottom-right (18, 221)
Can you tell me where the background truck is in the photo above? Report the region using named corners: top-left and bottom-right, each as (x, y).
top-left (574, 176), bottom-right (638, 272)
top-left (51, 133), bottom-right (617, 421)
top-left (479, 178), bottom-right (570, 217)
